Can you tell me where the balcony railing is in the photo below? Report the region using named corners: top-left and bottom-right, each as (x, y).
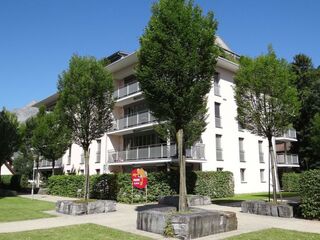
top-left (80, 154), bottom-right (84, 164)
top-left (112, 111), bottom-right (156, 131)
top-left (214, 84), bottom-right (221, 96)
top-left (239, 150), bottom-right (245, 162)
top-left (215, 117), bottom-right (222, 128)
top-left (259, 152), bottom-right (264, 163)
top-left (113, 82), bottom-right (140, 100)
top-left (277, 129), bottom-right (297, 139)
top-left (216, 148), bottom-right (223, 161)
top-left (38, 159), bottom-right (63, 168)
top-left (96, 152), bottom-right (101, 163)
top-left (276, 154), bottom-right (299, 165)
top-left (108, 143), bottom-right (205, 163)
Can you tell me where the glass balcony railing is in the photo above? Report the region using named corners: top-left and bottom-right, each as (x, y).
top-left (239, 150), bottom-right (245, 162)
top-left (113, 82), bottom-right (141, 100)
top-left (215, 117), bottom-right (222, 128)
top-left (108, 143), bottom-right (205, 163)
top-left (276, 154), bottom-right (299, 165)
top-left (38, 159), bottom-right (63, 168)
top-left (216, 148), bottom-right (223, 161)
top-left (214, 84), bottom-right (221, 96)
top-left (112, 111), bottom-right (156, 131)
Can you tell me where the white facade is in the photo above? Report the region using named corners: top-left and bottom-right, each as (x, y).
top-left (35, 43), bottom-right (299, 194)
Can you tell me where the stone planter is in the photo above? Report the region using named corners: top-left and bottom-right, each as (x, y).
top-left (158, 195), bottom-right (211, 208)
top-left (137, 205), bottom-right (237, 239)
top-left (56, 200), bottom-right (116, 215)
top-left (241, 200), bottom-right (293, 218)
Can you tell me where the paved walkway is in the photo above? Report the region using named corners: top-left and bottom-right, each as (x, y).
top-left (0, 194), bottom-right (318, 240)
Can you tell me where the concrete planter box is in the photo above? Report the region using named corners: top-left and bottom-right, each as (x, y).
top-left (56, 200), bottom-right (116, 215)
top-left (137, 205), bottom-right (237, 239)
top-left (241, 200), bottom-right (293, 218)
top-left (158, 195), bottom-right (211, 208)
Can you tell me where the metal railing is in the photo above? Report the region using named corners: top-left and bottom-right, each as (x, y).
top-left (108, 143), bottom-right (205, 163)
top-left (80, 154), bottom-right (84, 164)
top-left (214, 84), bottom-right (221, 96)
top-left (259, 152), bottom-right (264, 163)
top-left (113, 82), bottom-right (140, 100)
top-left (276, 154), bottom-right (299, 165)
top-left (283, 129), bottom-right (297, 139)
top-left (216, 148), bottom-right (223, 161)
top-left (215, 117), bottom-right (222, 128)
top-left (38, 159), bottom-right (63, 168)
top-left (239, 150), bottom-right (245, 162)
top-left (112, 111), bottom-right (156, 131)
top-left (96, 152), bottom-right (101, 163)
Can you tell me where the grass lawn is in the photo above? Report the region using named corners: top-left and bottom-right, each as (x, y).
top-left (226, 228), bottom-right (320, 240)
top-left (0, 196), bottom-right (55, 222)
top-left (0, 224), bottom-right (152, 240)
top-left (213, 192), bottom-right (299, 204)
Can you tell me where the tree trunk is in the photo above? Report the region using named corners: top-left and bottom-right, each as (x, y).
top-left (0, 164), bottom-right (2, 183)
top-left (36, 158), bottom-right (40, 188)
top-left (52, 159), bottom-right (55, 176)
top-left (268, 137), bottom-right (277, 203)
top-left (177, 129), bottom-right (188, 212)
top-left (84, 149), bottom-right (90, 200)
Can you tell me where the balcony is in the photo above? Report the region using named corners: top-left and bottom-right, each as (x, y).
top-left (276, 154), bottom-right (299, 167)
top-left (275, 129), bottom-right (297, 142)
top-left (215, 117), bottom-right (222, 128)
top-left (113, 82), bottom-right (143, 106)
top-left (109, 111), bottom-right (157, 135)
top-left (239, 150), bottom-right (245, 162)
top-left (216, 148), bottom-right (223, 161)
top-left (37, 159), bottom-right (63, 169)
top-left (108, 143), bottom-right (205, 165)
top-left (96, 152), bottom-right (101, 163)
top-left (259, 152), bottom-right (264, 163)
top-left (214, 84), bottom-right (221, 96)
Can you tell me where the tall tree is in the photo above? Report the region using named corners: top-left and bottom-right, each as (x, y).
top-left (136, 0), bottom-right (219, 211)
top-left (0, 109), bottom-right (20, 178)
top-left (57, 55), bottom-right (114, 200)
top-left (234, 47), bottom-right (300, 203)
top-left (31, 108), bottom-right (71, 176)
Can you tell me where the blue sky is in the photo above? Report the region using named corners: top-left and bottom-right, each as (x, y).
top-left (1, 0), bottom-right (319, 110)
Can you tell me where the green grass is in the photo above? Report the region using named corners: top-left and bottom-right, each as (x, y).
top-left (213, 192), bottom-right (299, 204)
top-left (0, 224), bottom-right (152, 240)
top-left (226, 228), bottom-right (320, 240)
top-left (0, 197), bottom-right (55, 222)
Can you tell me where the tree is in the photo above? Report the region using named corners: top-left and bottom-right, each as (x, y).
top-left (136, 0), bottom-right (219, 211)
top-left (310, 113), bottom-right (320, 169)
top-left (291, 54), bottom-right (320, 169)
top-left (31, 108), bottom-right (71, 176)
top-left (0, 109), bottom-right (20, 178)
top-left (57, 55), bottom-right (114, 200)
top-left (234, 47), bottom-right (300, 203)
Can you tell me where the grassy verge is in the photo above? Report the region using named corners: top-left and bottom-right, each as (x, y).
top-left (226, 228), bottom-right (320, 240)
top-left (0, 196), bottom-right (55, 222)
top-left (213, 192), bottom-right (299, 204)
top-left (0, 224), bottom-right (152, 240)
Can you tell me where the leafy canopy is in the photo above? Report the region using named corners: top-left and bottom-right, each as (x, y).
top-left (136, 0), bottom-right (219, 146)
top-left (57, 55), bottom-right (114, 150)
top-left (234, 47), bottom-right (300, 139)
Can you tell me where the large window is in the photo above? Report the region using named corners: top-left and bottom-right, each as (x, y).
top-left (258, 140), bottom-right (264, 163)
top-left (214, 72), bottom-right (221, 96)
top-left (123, 132), bottom-right (166, 149)
top-left (216, 134), bottom-right (223, 161)
top-left (96, 139), bottom-right (101, 163)
top-left (215, 102), bottom-right (222, 128)
top-left (239, 138), bottom-right (245, 162)
top-left (260, 169), bottom-right (265, 183)
top-left (240, 168), bottom-right (246, 183)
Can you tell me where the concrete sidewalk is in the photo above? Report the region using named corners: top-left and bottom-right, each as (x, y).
top-left (0, 194), bottom-right (318, 240)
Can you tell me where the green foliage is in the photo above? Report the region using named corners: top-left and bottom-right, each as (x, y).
top-left (0, 109), bottom-right (20, 176)
top-left (0, 175), bottom-right (29, 190)
top-left (281, 172), bottom-right (300, 192)
top-left (163, 218), bottom-right (175, 237)
top-left (31, 109), bottom-right (71, 175)
top-left (235, 47), bottom-right (300, 139)
top-left (136, 0), bottom-right (219, 147)
top-left (299, 169), bottom-right (320, 219)
top-left (47, 171), bottom-right (234, 203)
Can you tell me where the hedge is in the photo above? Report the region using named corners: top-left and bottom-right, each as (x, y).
top-left (0, 175), bottom-right (29, 190)
top-left (299, 169), bottom-right (320, 219)
top-left (48, 171), bottom-right (234, 203)
top-left (281, 172), bottom-right (300, 192)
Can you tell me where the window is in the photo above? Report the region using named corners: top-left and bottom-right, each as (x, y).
top-left (96, 169), bottom-right (101, 175)
top-left (216, 134), bottom-right (223, 161)
top-left (240, 168), bottom-right (246, 183)
top-left (215, 102), bottom-right (222, 128)
top-left (96, 140), bottom-right (101, 163)
top-left (260, 169), bottom-right (265, 182)
top-left (214, 72), bottom-right (221, 96)
top-left (80, 169), bottom-right (84, 175)
top-left (80, 151), bottom-right (84, 164)
top-left (239, 138), bottom-right (245, 162)
top-left (67, 145), bottom-right (72, 165)
top-left (217, 168), bottom-right (223, 171)
top-left (258, 140), bottom-right (264, 163)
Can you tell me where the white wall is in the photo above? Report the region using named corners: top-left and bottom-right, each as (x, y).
top-left (1, 164), bottom-right (13, 175)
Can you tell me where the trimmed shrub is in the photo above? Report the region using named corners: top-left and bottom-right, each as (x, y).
top-left (282, 172), bottom-right (300, 192)
top-left (299, 169), bottom-right (320, 219)
top-left (48, 171), bottom-right (234, 203)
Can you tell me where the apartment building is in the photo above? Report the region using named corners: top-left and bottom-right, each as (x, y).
top-left (33, 37), bottom-right (299, 193)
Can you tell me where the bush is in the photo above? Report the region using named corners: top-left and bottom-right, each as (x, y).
top-left (47, 171), bottom-right (234, 203)
top-left (299, 169), bottom-right (320, 219)
top-left (0, 175), bottom-right (29, 190)
top-left (282, 172), bottom-right (300, 192)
